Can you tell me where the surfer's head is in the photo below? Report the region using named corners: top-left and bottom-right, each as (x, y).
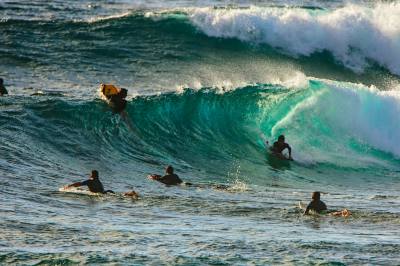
top-left (91, 170), bottom-right (99, 179)
top-left (278, 135), bottom-right (285, 142)
top-left (165, 165), bottom-right (174, 175)
top-left (312, 191), bottom-right (321, 201)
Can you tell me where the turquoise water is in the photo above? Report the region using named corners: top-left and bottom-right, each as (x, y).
top-left (1, 1), bottom-right (400, 265)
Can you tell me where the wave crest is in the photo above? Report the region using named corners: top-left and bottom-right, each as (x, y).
top-left (189, 4), bottom-right (400, 75)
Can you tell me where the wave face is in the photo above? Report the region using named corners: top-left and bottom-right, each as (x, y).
top-left (1, 1), bottom-right (400, 265)
top-left (2, 80), bottom-right (399, 187)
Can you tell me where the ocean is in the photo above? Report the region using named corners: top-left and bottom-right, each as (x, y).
top-left (1, 0), bottom-right (400, 265)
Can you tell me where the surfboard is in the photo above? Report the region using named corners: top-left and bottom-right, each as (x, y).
top-left (58, 187), bottom-right (100, 196)
top-left (58, 187), bottom-right (139, 199)
top-left (100, 84), bottom-right (120, 100)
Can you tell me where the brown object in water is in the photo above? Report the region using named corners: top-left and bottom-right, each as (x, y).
top-left (124, 190), bottom-right (139, 199)
top-left (330, 209), bottom-right (351, 217)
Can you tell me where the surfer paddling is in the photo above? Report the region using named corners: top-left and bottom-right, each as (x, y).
top-left (148, 165), bottom-right (183, 186)
top-left (64, 170), bottom-right (115, 194)
top-left (64, 170), bottom-right (139, 198)
top-left (303, 191), bottom-right (351, 217)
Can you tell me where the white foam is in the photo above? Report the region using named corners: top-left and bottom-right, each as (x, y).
top-left (59, 187), bottom-right (99, 195)
top-left (272, 79), bottom-right (400, 160)
top-left (188, 3), bottom-right (400, 75)
top-left (322, 80), bottom-right (400, 157)
top-left (86, 11), bottom-right (132, 23)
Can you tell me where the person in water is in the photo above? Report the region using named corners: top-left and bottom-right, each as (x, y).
top-left (100, 84), bottom-right (128, 114)
top-left (304, 191), bottom-right (327, 215)
top-left (271, 134), bottom-right (292, 160)
top-left (108, 88), bottom-right (128, 114)
top-left (0, 78), bottom-right (8, 96)
top-left (64, 170), bottom-right (114, 194)
top-left (303, 191), bottom-right (351, 217)
top-left (101, 84), bottom-right (137, 133)
top-left (148, 165), bottom-right (183, 186)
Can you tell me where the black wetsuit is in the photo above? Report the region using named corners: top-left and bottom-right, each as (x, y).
top-left (108, 95), bottom-right (127, 114)
top-left (305, 200), bottom-right (327, 214)
top-left (157, 174), bottom-right (183, 186)
top-left (0, 84), bottom-right (8, 96)
top-left (272, 141), bottom-right (291, 154)
top-left (81, 178), bottom-right (114, 193)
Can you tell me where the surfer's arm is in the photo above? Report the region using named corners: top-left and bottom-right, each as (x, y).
top-left (64, 180), bottom-right (89, 189)
top-left (286, 144), bottom-right (293, 159)
top-left (286, 144), bottom-right (292, 154)
top-left (64, 181), bottom-right (83, 189)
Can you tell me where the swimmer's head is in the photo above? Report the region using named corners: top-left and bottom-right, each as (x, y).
top-left (166, 165), bottom-right (174, 174)
top-left (91, 170), bottom-right (99, 179)
top-left (312, 191), bottom-right (321, 200)
top-left (278, 135), bottom-right (285, 142)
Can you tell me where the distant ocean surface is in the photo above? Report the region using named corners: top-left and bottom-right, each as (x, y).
top-left (1, 0), bottom-right (400, 265)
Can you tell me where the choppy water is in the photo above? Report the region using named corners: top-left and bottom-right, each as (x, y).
top-left (1, 1), bottom-right (400, 265)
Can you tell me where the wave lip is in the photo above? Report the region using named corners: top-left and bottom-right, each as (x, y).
top-left (188, 3), bottom-right (400, 75)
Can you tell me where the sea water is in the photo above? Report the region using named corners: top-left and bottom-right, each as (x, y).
top-left (1, 1), bottom-right (400, 265)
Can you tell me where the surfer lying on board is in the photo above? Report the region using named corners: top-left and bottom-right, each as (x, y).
top-left (303, 191), bottom-right (351, 217)
top-left (148, 165), bottom-right (183, 186)
top-left (0, 78), bottom-right (8, 96)
top-left (269, 135), bottom-right (293, 160)
top-left (64, 170), bottom-right (115, 194)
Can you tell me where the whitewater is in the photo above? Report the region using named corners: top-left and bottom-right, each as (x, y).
top-left (1, 1), bottom-right (400, 265)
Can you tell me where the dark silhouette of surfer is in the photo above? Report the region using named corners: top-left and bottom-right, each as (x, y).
top-left (107, 88), bottom-right (128, 114)
top-left (0, 78), bottom-right (8, 96)
top-left (100, 84), bottom-right (135, 133)
top-left (148, 165), bottom-right (183, 186)
top-left (64, 170), bottom-right (114, 194)
top-left (303, 191), bottom-right (351, 217)
top-left (63, 170), bottom-right (139, 198)
top-left (304, 192), bottom-right (327, 214)
top-left (269, 134), bottom-right (293, 160)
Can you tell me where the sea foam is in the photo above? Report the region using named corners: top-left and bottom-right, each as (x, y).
top-left (189, 3), bottom-right (400, 75)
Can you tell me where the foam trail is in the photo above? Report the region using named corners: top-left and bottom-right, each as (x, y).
top-left (86, 11), bottom-right (132, 23)
top-left (189, 3), bottom-right (400, 75)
